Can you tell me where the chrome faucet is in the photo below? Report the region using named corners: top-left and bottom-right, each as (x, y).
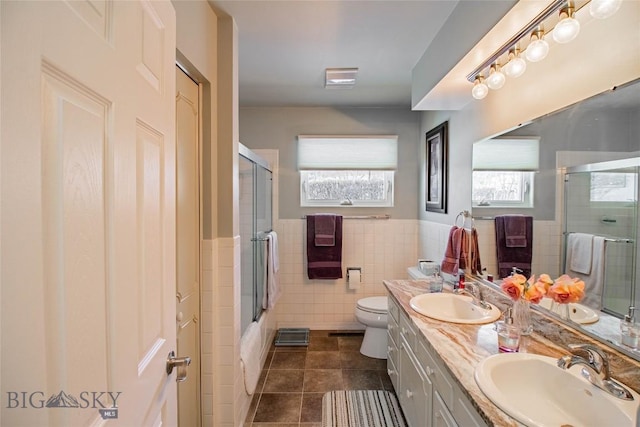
top-left (454, 282), bottom-right (492, 310)
top-left (557, 344), bottom-right (634, 400)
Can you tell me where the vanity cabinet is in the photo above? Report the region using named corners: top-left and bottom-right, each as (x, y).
top-left (388, 295), bottom-right (487, 427)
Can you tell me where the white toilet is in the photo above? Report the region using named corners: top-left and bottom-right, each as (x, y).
top-left (355, 296), bottom-right (389, 359)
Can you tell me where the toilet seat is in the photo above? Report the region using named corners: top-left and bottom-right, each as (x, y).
top-left (356, 296), bottom-right (388, 314)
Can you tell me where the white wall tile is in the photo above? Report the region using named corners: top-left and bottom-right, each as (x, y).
top-left (274, 219), bottom-right (418, 329)
top-left (422, 218), bottom-right (564, 281)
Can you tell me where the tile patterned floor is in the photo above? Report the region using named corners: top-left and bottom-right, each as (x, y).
top-left (244, 330), bottom-right (395, 426)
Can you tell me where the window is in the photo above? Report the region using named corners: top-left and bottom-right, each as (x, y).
top-left (472, 171), bottom-right (534, 206)
top-left (301, 170), bottom-right (394, 207)
top-left (298, 135), bottom-right (397, 207)
top-left (590, 172), bottom-right (637, 202)
top-left (472, 137), bottom-right (539, 208)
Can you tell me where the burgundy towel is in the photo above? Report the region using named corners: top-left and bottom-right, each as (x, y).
top-left (314, 214), bottom-right (336, 247)
top-left (504, 215), bottom-right (527, 248)
top-left (495, 215), bottom-right (533, 278)
top-left (460, 228), bottom-right (483, 275)
top-left (458, 229), bottom-right (470, 271)
top-left (307, 214), bottom-right (343, 279)
top-left (441, 226), bottom-right (461, 274)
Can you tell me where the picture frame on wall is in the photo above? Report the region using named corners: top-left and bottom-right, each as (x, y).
top-left (425, 121), bottom-right (448, 213)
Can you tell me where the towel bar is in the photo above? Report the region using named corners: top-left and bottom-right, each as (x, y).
top-left (301, 214), bottom-right (390, 220)
top-left (562, 232), bottom-right (634, 244)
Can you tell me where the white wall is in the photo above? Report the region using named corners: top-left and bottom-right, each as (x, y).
top-left (174, 0), bottom-right (218, 239)
top-left (240, 107), bottom-right (422, 219)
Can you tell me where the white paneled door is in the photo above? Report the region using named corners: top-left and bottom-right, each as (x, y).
top-left (1, 1), bottom-right (178, 426)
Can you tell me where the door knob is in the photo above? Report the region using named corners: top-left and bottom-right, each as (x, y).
top-left (166, 350), bottom-right (191, 382)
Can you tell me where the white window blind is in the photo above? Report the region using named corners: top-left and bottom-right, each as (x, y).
top-left (297, 135), bottom-right (398, 170)
top-left (473, 137), bottom-right (539, 171)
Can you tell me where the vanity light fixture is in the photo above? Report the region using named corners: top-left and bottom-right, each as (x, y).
top-left (472, 75), bottom-right (489, 100)
top-left (589, 0), bottom-right (622, 19)
top-left (553, 2), bottom-right (581, 44)
top-left (486, 63), bottom-right (506, 90)
top-left (503, 46), bottom-right (527, 78)
top-left (525, 27), bottom-right (550, 62)
top-left (467, 0), bottom-right (621, 100)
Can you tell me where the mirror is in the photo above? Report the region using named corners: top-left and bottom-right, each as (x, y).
top-left (472, 79), bottom-right (640, 360)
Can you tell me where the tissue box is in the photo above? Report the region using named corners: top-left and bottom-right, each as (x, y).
top-left (418, 260), bottom-right (439, 276)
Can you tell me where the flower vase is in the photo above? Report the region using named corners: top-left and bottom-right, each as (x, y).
top-left (513, 299), bottom-right (533, 335)
top-left (551, 301), bottom-right (571, 321)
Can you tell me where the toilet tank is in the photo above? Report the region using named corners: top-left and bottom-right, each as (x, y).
top-left (407, 266), bottom-right (428, 280)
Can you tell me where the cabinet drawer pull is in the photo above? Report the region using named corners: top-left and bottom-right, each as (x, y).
top-left (387, 369), bottom-right (395, 376)
top-left (406, 389), bottom-right (413, 399)
top-left (426, 366), bottom-right (435, 376)
top-left (388, 346), bottom-right (393, 353)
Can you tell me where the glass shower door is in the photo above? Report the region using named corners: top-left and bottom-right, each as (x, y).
top-left (564, 159), bottom-right (638, 317)
top-left (239, 146), bottom-right (274, 335)
top-left (239, 155), bottom-right (255, 334)
top-left (254, 166), bottom-right (272, 319)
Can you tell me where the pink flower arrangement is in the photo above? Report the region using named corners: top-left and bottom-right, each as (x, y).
top-left (546, 274), bottom-right (586, 304)
top-left (500, 273), bottom-right (585, 304)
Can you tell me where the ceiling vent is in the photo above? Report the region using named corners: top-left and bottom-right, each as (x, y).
top-left (325, 68), bottom-right (358, 89)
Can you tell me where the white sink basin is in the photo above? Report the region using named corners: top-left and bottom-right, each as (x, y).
top-left (538, 297), bottom-right (599, 324)
top-left (475, 353), bottom-right (640, 427)
top-left (409, 293), bottom-right (501, 324)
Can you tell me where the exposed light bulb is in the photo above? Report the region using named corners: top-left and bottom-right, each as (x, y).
top-left (590, 0), bottom-right (622, 19)
top-left (486, 64), bottom-right (506, 90)
top-left (503, 48), bottom-right (526, 78)
top-left (553, 6), bottom-right (580, 44)
top-left (525, 28), bottom-right (549, 62)
top-left (472, 76), bottom-right (488, 100)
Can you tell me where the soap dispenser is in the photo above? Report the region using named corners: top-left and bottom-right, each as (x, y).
top-left (496, 308), bottom-right (520, 353)
top-left (504, 307), bottom-right (514, 325)
top-left (620, 306), bottom-right (639, 350)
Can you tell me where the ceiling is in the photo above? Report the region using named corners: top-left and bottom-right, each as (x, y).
top-left (210, 0), bottom-right (515, 109)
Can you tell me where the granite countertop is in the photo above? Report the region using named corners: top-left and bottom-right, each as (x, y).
top-left (383, 278), bottom-right (640, 427)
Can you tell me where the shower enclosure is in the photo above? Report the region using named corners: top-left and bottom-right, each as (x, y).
top-left (239, 144), bottom-right (273, 335)
top-left (563, 157), bottom-right (639, 317)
